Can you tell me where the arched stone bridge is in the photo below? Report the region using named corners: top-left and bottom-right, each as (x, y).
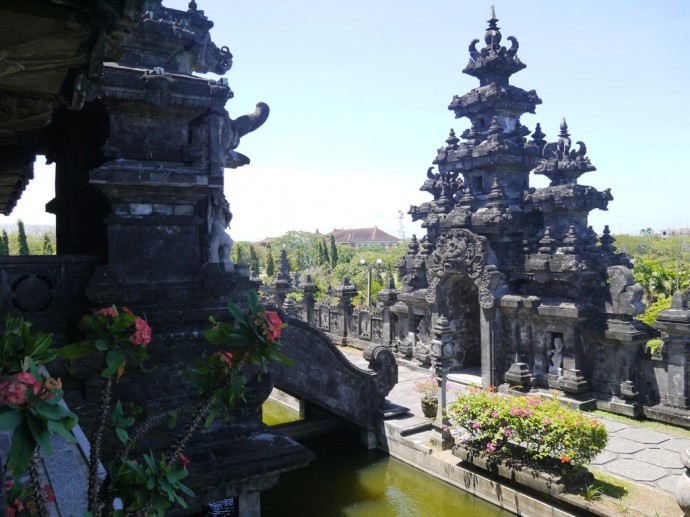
top-left (271, 315), bottom-right (399, 433)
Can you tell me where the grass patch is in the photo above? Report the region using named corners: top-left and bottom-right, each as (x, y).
top-left (590, 409), bottom-right (690, 438)
top-left (589, 471), bottom-right (629, 499)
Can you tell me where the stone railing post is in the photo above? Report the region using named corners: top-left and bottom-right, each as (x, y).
top-left (376, 277), bottom-right (398, 349)
top-left (334, 276), bottom-right (357, 342)
top-left (300, 274), bottom-right (318, 325)
top-left (430, 315), bottom-right (455, 450)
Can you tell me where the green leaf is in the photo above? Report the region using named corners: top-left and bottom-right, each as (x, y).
top-left (47, 419), bottom-right (77, 442)
top-left (227, 304), bottom-right (247, 324)
top-left (0, 409), bottom-right (23, 430)
top-left (246, 290), bottom-right (261, 315)
top-left (57, 341), bottom-right (98, 360)
top-left (116, 427), bottom-right (129, 444)
top-left (33, 401), bottom-right (76, 422)
top-left (8, 421), bottom-right (36, 474)
top-left (204, 407), bottom-right (217, 428)
top-left (111, 400), bottom-right (124, 424)
top-left (103, 350), bottom-right (126, 377)
top-left (27, 413), bottom-right (53, 455)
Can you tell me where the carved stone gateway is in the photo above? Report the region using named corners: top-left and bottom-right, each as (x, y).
top-left (384, 7), bottom-right (688, 418)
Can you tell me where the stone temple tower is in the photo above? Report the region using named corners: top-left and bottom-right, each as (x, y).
top-left (396, 7), bottom-right (652, 415)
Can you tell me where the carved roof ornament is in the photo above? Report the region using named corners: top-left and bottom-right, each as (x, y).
top-left (463, 6), bottom-right (526, 87)
top-left (533, 118), bottom-right (596, 186)
top-left (446, 129), bottom-right (459, 148)
top-left (425, 228), bottom-right (503, 308)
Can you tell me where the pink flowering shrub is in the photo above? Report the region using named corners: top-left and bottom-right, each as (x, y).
top-left (413, 376), bottom-right (438, 400)
top-left (59, 305), bottom-right (151, 378)
top-left (447, 385), bottom-right (607, 467)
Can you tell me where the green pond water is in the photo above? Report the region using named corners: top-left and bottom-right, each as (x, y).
top-left (261, 401), bottom-right (512, 517)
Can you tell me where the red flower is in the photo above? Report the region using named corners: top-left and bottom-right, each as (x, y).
top-left (265, 311), bottom-right (283, 341)
top-left (129, 318), bottom-right (152, 346)
top-left (212, 351), bottom-right (233, 368)
top-left (97, 306), bottom-right (119, 317)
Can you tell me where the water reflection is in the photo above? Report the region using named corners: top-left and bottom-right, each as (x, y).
top-left (261, 429), bottom-right (512, 517)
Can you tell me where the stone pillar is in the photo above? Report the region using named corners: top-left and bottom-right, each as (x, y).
top-left (430, 315), bottom-right (454, 450)
top-left (334, 276), bottom-right (357, 342)
top-left (655, 291), bottom-right (690, 409)
top-left (376, 277), bottom-right (398, 348)
top-left (480, 306), bottom-right (500, 387)
top-left (300, 275), bottom-right (318, 325)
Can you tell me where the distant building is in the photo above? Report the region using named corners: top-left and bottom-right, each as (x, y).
top-left (327, 226), bottom-right (401, 249)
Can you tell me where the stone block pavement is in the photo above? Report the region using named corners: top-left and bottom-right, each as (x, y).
top-left (340, 345), bottom-right (688, 498)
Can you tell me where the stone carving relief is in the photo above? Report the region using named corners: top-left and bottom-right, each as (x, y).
top-left (606, 265), bottom-right (645, 317)
top-left (425, 228), bottom-right (503, 308)
top-left (206, 191), bottom-right (234, 271)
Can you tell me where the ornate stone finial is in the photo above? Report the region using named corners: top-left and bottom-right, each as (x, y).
top-left (459, 186), bottom-right (477, 208)
top-left (488, 116), bottom-right (503, 135)
top-left (188, 1), bottom-right (198, 11)
top-left (463, 7), bottom-right (525, 86)
top-left (539, 227), bottom-right (555, 254)
top-left (531, 123), bottom-right (546, 146)
top-left (488, 177), bottom-right (505, 201)
top-left (600, 225), bottom-right (616, 252)
top-left (446, 129), bottom-right (459, 147)
top-left (420, 235), bottom-right (435, 256)
top-left (485, 6), bottom-right (501, 48)
top-left (559, 117), bottom-right (570, 138)
top-left (560, 225), bottom-right (580, 254)
top-left (407, 235), bottom-right (419, 256)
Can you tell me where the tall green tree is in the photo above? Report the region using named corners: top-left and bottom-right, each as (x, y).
top-left (233, 242), bottom-right (245, 264)
top-left (0, 229), bottom-right (8, 255)
top-left (322, 238), bottom-right (330, 266)
top-left (42, 234), bottom-right (54, 255)
top-left (249, 244), bottom-right (259, 277)
top-left (266, 245), bottom-right (276, 278)
top-left (16, 219), bottom-right (29, 256)
top-left (330, 235), bottom-right (338, 266)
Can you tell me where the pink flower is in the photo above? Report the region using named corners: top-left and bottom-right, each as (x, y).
top-left (486, 442), bottom-right (497, 452)
top-left (97, 306), bottom-right (119, 317)
top-left (129, 318), bottom-right (152, 346)
top-left (491, 411), bottom-right (498, 418)
top-left (16, 372), bottom-right (40, 395)
top-left (179, 453), bottom-right (190, 469)
top-left (265, 311), bottom-right (283, 341)
top-left (472, 421), bottom-right (481, 429)
top-left (212, 351), bottom-right (233, 368)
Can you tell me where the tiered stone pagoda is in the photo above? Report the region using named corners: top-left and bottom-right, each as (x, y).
top-left (396, 7), bottom-right (654, 415)
top-left (1, 1), bottom-right (316, 512)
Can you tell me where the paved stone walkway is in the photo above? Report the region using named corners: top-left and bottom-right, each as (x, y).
top-left (341, 345), bottom-right (688, 497)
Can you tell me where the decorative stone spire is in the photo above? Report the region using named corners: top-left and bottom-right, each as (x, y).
top-left (534, 118), bottom-right (596, 186)
top-left (463, 6), bottom-right (526, 86)
top-left (445, 129), bottom-right (459, 148)
top-left (531, 123), bottom-right (546, 147)
top-left (538, 227), bottom-right (555, 255)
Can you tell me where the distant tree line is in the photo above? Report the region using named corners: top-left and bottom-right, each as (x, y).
top-left (231, 230), bottom-right (406, 305)
top-left (0, 220), bottom-right (55, 256)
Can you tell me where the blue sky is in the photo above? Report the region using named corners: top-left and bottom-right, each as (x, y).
top-left (3, 1), bottom-right (689, 242)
